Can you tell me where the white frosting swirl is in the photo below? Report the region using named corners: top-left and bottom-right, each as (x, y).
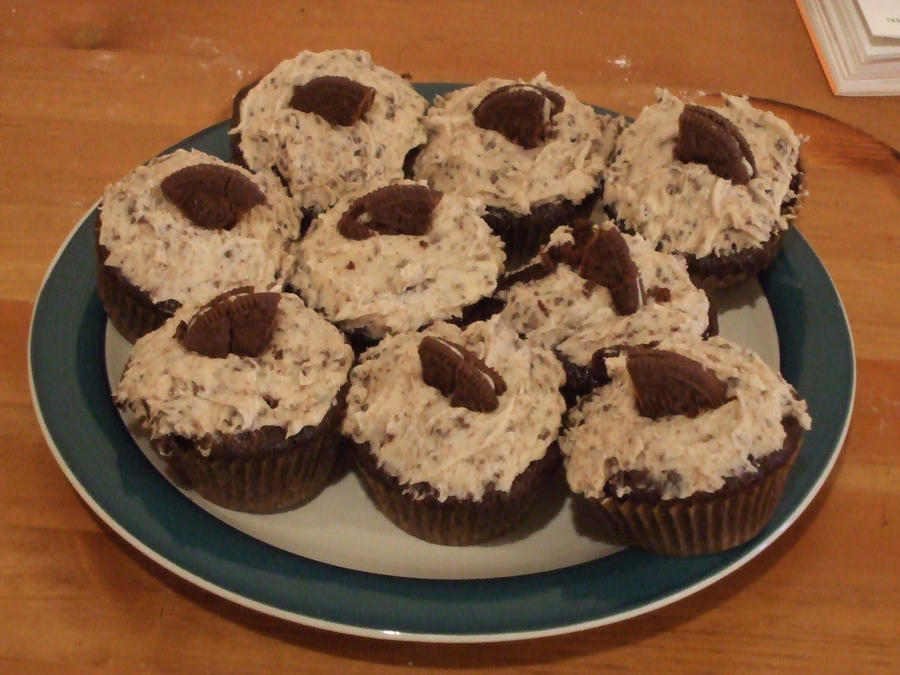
top-left (115, 293), bottom-right (353, 443)
top-left (342, 319), bottom-right (566, 501)
top-left (413, 74), bottom-right (621, 214)
top-left (99, 149), bottom-right (299, 311)
top-left (603, 90), bottom-right (803, 258)
top-left (232, 49), bottom-right (428, 214)
top-left (561, 334), bottom-right (812, 500)
top-left (498, 222), bottom-right (710, 365)
top-left (291, 179), bottom-right (505, 338)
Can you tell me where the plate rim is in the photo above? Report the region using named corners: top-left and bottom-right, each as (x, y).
top-left (27, 86), bottom-right (856, 642)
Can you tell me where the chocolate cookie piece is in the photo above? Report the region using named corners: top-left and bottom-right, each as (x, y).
top-left (418, 336), bottom-right (506, 412)
top-left (337, 184), bottom-right (443, 240)
top-left (626, 348), bottom-right (729, 419)
top-left (507, 218), bottom-right (643, 316)
top-left (289, 75), bottom-right (376, 126)
top-left (179, 288), bottom-right (280, 358)
top-left (674, 104), bottom-right (757, 185)
top-left (579, 227), bottom-right (644, 315)
top-left (473, 84), bottom-right (565, 149)
top-left (646, 286), bottom-right (671, 303)
top-left (161, 163), bottom-right (266, 231)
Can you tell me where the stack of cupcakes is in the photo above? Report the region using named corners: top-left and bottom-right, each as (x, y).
top-left (102, 49), bottom-right (812, 555)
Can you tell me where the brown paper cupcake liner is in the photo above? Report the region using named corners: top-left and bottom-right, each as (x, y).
top-left (574, 417), bottom-right (803, 555)
top-left (94, 216), bottom-right (180, 343)
top-left (153, 382), bottom-right (349, 513)
top-left (575, 418), bottom-right (803, 556)
top-left (348, 438), bottom-right (561, 545)
top-left (686, 226), bottom-right (787, 291)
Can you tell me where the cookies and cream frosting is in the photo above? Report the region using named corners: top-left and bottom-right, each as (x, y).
top-left (291, 179), bottom-right (506, 338)
top-left (497, 222), bottom-right (710, 365)
top-left (115, 293), bottom-right (353, 444)
top-left (603, 90), bottom-right (803, 259)
top-left (342, 319), bottom-right (566, 501)
top-left (561, 334), bottom-right (811, 500)
top-left (413, 74), bottom-right (621, 215)
top-left (232, 49), bottom-right (428, 214)
top-left (99, 149), bottom-right (299, 310)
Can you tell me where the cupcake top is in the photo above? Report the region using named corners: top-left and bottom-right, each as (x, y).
top-left (342, 319), bottom-right (566, 501)
top-left (290, 179), bottom-right (506, 339)
top-left (497, 221), bottom-right (711, 365)
top-left (413, 73), bottom-right (620, 215)
top-left (603, 90), bottom-right (803, 259)
top-left (99, 149), bottom-right (299, 311)
top-left (232, 49), bottom-right (428, 214)
top-left (561, 333), bottom-right (811, 500)
top-left (115, 291), bottom-right (353, 445)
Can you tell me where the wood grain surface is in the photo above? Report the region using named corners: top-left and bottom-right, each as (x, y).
top-left (2, 1), bottom-right (898, 672)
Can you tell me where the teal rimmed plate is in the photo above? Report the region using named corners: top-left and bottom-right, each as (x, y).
top-left (29, 84), bottom-right (854, 642)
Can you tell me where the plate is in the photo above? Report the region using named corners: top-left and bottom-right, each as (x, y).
top-left (28, 84), bottom-right (855, 641)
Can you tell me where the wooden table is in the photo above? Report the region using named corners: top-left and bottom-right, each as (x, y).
top-left (3, 1), bottom-right (898, 671)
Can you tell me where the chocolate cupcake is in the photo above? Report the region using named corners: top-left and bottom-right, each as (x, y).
top-left (96, 149), bottom-right (300, 342)
top-left (494, 219), bottom-right (714, 402)
top-left (230, 49), bottom-right (428, 227)
top-left (603, 90), bottom-right (805, 289)
top-left (413, 74), bottom-right (622, 269)
top-left (115, 290), bottom-right (354, 513)
top-left (560, 334), bottom-right (811, 555)
top-left (342, 319), bottom-right (566, 545)
top-left (290, 179), bottom-right (505, 349)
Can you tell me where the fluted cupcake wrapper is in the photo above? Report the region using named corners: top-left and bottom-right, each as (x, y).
top-left (349, 438), bottom-right (561, 546)
top-left (687, 226), bottom-right (788, 291)
top-left (166, 431), bottom-right (339, 513)
top-left (157, 383), bottom-right (349, 514)
top-left (94, 217), bottom-right (178, 343)
top-left (576, 437), bottom-right (802, 556)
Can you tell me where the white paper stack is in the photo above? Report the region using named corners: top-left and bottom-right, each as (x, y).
top-left (797, 0), bottom-right (900, 96)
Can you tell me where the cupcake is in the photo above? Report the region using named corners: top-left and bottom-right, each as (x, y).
top-left (493, 219), bottom-right (714, 401)
top-left (603, 90), bottom-right (804, 289)
top-left (560, 334), bottom-right (811, 555)
top-left (413, 74), bottom-right (622, 269)
top-left (290, 179), bottom-right (505, 350)
top-left (96, 149), bottom-right (300, 342)
top-left (230, 49), bottom-right (428, 228)
top-left (342, 319), bottom-right (566, 545)
top-left (115, 289), bottom-right (354, 513)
